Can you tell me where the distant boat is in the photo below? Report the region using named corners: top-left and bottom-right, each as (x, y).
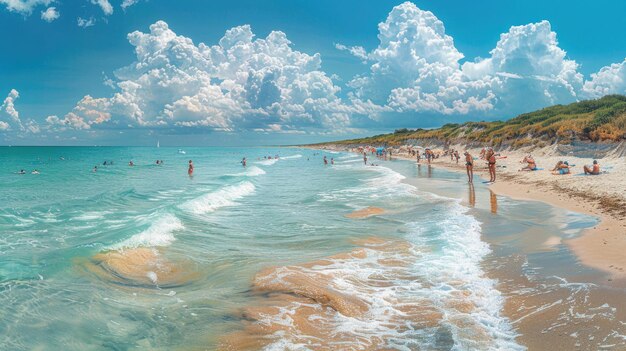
top-left (178, 149), bottom-right (186, 154)
top-left (157, 141), bottom-right (160, 148)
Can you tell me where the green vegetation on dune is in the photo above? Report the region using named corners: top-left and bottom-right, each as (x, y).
top-left (317, 95), bottom-right (626, 148)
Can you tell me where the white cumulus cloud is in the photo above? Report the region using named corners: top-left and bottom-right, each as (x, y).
top-left (40, 6), bottom-right (59, 22)
top-left (77, 16), bottom-right (96, 28)
top-left (64, 20), bottom-right (351, 132)
top-left (91, 0), bottom-right (112, 15)
top-left (0, 0), bottom-right (52, 14)
top-left (582, 58), bottom-right (626, 98)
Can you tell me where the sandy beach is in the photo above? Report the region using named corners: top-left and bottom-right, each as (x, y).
top-left (313, 143), bottom-right (626, 283)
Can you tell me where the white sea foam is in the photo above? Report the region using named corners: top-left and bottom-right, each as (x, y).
top-left (110, 214), bottom-right (184, 249)
top-left (262, 164), bottom-right (522, 350)
top-left (281, 154), bottom-right (302, 159)
top-left (229, 166), bottom-right (266, 177)
top-left (256, 158), bottom-right (279, 166)
top-left (179, 182), bottom-right (256, 215)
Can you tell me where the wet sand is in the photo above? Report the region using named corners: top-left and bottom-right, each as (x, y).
top-left (82, 247), bottom-right (199, 288)
top-left (344, 206), bottom-right (385, 219)
top-left (218, 237), bottom-right (500, 351)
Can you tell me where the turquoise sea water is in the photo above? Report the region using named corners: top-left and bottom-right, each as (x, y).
top-left (0, 147), bottom-right (621, 350)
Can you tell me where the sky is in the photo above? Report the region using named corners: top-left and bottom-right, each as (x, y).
top-left (1, 0), bottom-right (625, 146)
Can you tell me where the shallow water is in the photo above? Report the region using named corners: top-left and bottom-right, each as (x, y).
top-left (0, 147), bottom-right (623, 350)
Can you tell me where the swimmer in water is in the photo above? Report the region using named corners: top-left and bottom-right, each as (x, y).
top-left (188, 160), bottom-right (194, 176)
top-left (18, 169), bottom-right (26, 175)
top-left (31, 169), bottom-right (40, 175)
top-left (93, 166), bottom-right (98, 173)
top-left (241, 157), bottom-right (247, 167)
top-left (331, 157), bottom-right (334, 165)
top-left (129, 161), bottom-right (134, 166)
top-left (323, 156), bottom-right (328, 165)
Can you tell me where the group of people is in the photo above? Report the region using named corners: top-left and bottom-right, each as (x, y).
top-left (323, 156), bottom-right (335, 165)
top-left (518, 154), bottom-right (602, 176)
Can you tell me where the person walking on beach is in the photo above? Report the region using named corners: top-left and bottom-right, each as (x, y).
top-left (188, 160), bottom-right (194, 176)
top-left (486, 149), bottom-right (496, 182)
top-left (454, 150), bottom-right (460, 164)
top-left (464, 151), bottom-right (473, 183)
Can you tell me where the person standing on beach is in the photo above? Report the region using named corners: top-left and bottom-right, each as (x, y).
top-left (464, 151), bottom-right (473, 183)
top-left (188, 160), bottom-right (194, 176)
top-left (454, 150), bottom-right (460, 164)
top-left (486, 149), bottom-right (496, 182)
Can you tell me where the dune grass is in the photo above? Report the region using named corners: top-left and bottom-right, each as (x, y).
top-left (316, 95), bottom-right (626, 147)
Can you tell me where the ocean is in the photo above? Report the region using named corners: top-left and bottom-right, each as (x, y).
top-left (0, 146), bottom-right (623, 350)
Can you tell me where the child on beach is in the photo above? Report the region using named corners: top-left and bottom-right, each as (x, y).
top-left (584, 160), bottom-right (601, 175)
top-left (464, 151), bottom-right (473, 183)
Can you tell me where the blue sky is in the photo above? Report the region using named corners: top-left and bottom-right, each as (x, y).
top-left (1, 0), bottom-right (625, 146)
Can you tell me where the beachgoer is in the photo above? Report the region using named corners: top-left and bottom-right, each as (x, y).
top-left (487, 149), bottom-right (496, 182)
top-left (551, 161), bottom-right (570, 175)
top-left (454, 150), bottom-right (460, 164)
top-left (519, 155), bottom-right (537, 171)
top-left (479, 148), bottom-right (486, 160)
top-left (188, 160), bottom-right (194, 176)
top-left (93, 166), bottom-right (98, 173)
top-left (363, 153), bottom-right (368, 165)
top-left (323, 156), bottom-right (328, 165)
top-left (241, 157), bottom-right (247, 167)
top-left (18, 169), bottom-right (26, 175)
top-left (129, 161), bottom-right (134, 166)
top-left (584, 160), bottom-right (601, 175)
top-left (331, 158), bottom-right (334, 165)
top-left (31, 169), bottom-right (40, 175)
top-left (464, 151), bottom-right (474, 183)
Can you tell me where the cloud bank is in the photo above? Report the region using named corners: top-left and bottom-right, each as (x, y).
top-left (2, 1), bottom-right (625, 140)
top-left (58, 21), bottom-right (351, 133)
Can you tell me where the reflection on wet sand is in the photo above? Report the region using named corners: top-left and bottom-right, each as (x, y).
top-left (219, 237), bottom-right (507, 351)
top-left (81, 248), bottom-right (198, 288)
top-left (490, 190), bottom-right (498, 214)
top-left (468, 184), bottom-right (476, 207)
top-left (344, 206), bottom-right (385, 219)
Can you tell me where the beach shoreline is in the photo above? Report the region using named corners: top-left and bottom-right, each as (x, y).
top-left (304, 144), bottom-right (626, 284)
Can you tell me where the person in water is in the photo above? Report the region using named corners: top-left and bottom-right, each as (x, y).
top-left (323, 156), bottom-right (328, 165)
top-left (188, 160), bottom-right (194, 176)
top-left (129, 161), bottom-right (134, 166)
top-left (584, 160), bottom-right (601, 175)
top-left (486, 149), bottom-right (496, 182)
top-left (241, 157), bottom-right (247, 167)
top-left (18, 169), bottom-right (26, 175)
top-left (464, 151), bottom-right (473, 183)
top-left (331, 157), bottom-right (334, 165)
top-left (363, 153), bottom-right (368, 165)
top-left (93, 166), bottom-right (98, 173)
